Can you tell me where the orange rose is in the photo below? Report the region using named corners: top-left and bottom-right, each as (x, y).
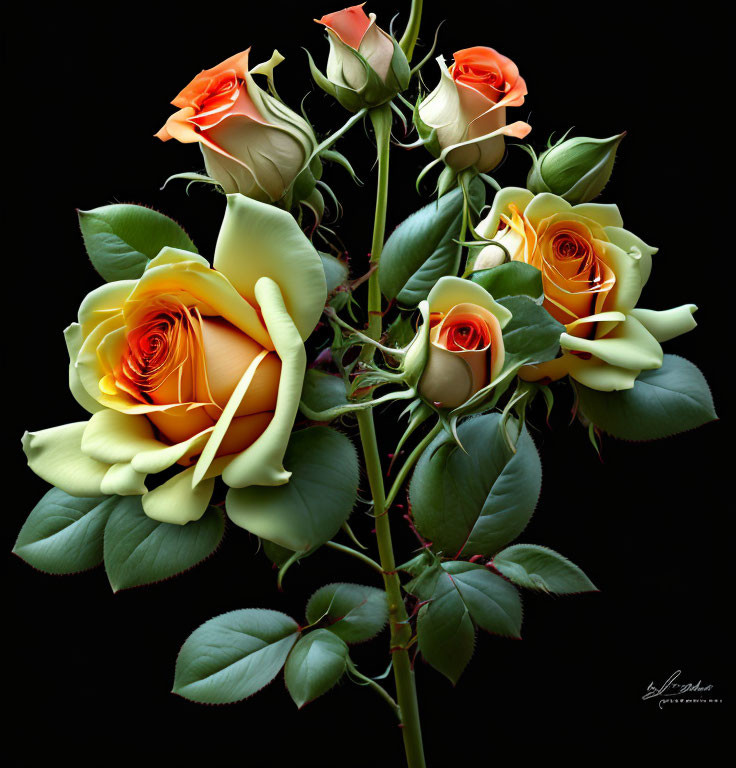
top-left (417, 46), bottom-right (530, 173)
top-left (156, 49), bottom-right (318, 203)
top-left (117, 302), bottom-right (280, 460)
top-left (472, 189), bottom-right (698, 390)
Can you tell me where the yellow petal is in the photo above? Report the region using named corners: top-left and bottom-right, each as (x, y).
top-left (630, 305), bottom-right (698, 342)
top-left (213, 194), bottom-right (327, 341)
top-left (427, 276), bottom-right (512, 329)
top-left (560, 314), bottom-right (663, 371)
top-left (222, 278), bottom-right (305, 489)
top-left (100, 462), bottom-right (148, 496)
top-left (64, 323), bottom-right (104, 414)
top-left (81, 410), bottom-right (163, 464)
top-left (131, 427), bottom-right (215, 475)
top-left (23, 422), bottom-right (110, 497)
top-left (142, 466), bottom-right (215, 525)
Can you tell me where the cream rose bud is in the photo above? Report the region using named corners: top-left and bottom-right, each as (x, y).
top-left (417, 47), bottom-right (531, 173)
top-left (408, 277), bottom-right (511, 410)
top-left (156, 49), bottom-right (319, 204)
top-left (311, 4), bottom-right (410, 112)
top-left (526, 133), bottom-right (625, 204)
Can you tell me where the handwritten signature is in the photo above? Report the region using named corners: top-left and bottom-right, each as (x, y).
top-left (643, 670), bottom-right (716, 708)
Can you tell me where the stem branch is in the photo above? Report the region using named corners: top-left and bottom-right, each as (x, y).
top-left (325, 540), bottom-right (383, 576)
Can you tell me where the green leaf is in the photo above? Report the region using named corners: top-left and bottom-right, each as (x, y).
top-left (380, 179), bottom-right (485, 306)
top-left (407, 559), bottom-right (522, 683)
top-left (226, 426), bottom-right (359, 553)
top-left (409, 413), bottom-right (541, 557)
top-left (78, 204), bottom-right (197, 282)
top-left (575, 354), bottom-right (717, 441)
top-left (498, 295), bottom-right (564, 370)
top-left (103, 496), bottom-right (223, 592)
top-left (284, 629), bottom-right (349, 708)
top-left (173, 609), bottom-right (300, 704)
top-left (13, 488), bottom-right (116, 574)
top-left (306, 583), bottom-right (389, 643)
top-left (493, 544), bottom-right (597, 594)
top-left (470, 262), bottom-right (544, 300)
top-left (300, 369), bottom-right (350, 417)
top-left (385, 313), bottom-right (417, 351)
top-left (319, 251), bottom-right (349, 294)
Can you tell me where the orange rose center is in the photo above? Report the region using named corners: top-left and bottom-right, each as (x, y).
top-left (452, 59), bottom-right (505, 103)
top-left (551, 231), bottom-right (593, 265)
top-left (537, 222), bottom-right (616, 329)
top-left (115, 302), bottom-right (280, 461)
top-left (440, 315), bottom-right (492, 351)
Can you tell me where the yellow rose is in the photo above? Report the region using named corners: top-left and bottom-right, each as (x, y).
top-left (472, 188), bottom-right (698, 390)
top-left (23, 195), bottom-right (327, 524)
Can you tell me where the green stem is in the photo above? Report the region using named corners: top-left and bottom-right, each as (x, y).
top-left (325, 540), bottom-right (384, 576)
top-left (361, 104), bottom-right (393, 362)
top-left (357, 411), bottom-right (426, 768)
top-left (385, 421), bottom-right (442, 510)
top-left (399, 0), bottom-right (424, 62)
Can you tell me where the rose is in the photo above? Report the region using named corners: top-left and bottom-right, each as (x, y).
top-left (23, 195), bottom-right (327, 524)
top-left (471, 189), bottom-right (698, 390)
top-left (156, 49), bottom-right (319, 204)
top-left (417, 46), bottom-right (531, 173)
top-left (407, 277), bottom-right (511, 409)
top-left (310, 4), bottom-right (410, 111)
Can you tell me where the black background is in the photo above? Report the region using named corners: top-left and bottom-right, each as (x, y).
top-left (4, 1), bottom-right (730, 765)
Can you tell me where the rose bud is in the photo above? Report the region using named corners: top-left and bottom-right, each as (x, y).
top-left (156, 49), bottom-right (319, 204)
top-left (310, 4), bottom-right (410, 112)
top-left (405, 277), bottom-right (511, 410)
top-left (23, 196), bottom-right (327, 524)
top-left (471, 202), bottom-right (533, 270)
top-left (526, 133), bottom-right (626, 204)
top-left (416, 47), bottom-right (531, 173)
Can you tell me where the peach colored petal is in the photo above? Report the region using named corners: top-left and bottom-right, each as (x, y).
top-left (171, 49), bottom-right (251, 109)
top-left (215, 411), bottom-right (274, 457)
top-left (155, 107), bottom-right (199, 143)
top-left (317, 4), bottom-right (371, 49)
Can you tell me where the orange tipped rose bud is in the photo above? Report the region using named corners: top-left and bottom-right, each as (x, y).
top-left (310, 4), bottom-right (410, 112)
top-left (403, 277), bottom-right (512, 411)
top-left (420, 305), bottom-right (505, 409)
top-left (417, 46), bottom-right (531, 173)
top-left (156, 49), bottom-right (318, 204)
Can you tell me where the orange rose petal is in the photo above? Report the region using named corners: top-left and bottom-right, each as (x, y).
top-left (214, 411), bottom-right (274, 457)
top-left (316, 4), bottom-right (372, 49)
top-left (198, 317), bottom-right (267, 407)
top-left (190, 82), bottom-right (265, 130)
top-left (171, 49), bottom-right (251, 109)
top-left (155, 107), bottom-right (199, 143)
top-left (147, 404), bottom-right (216, 446)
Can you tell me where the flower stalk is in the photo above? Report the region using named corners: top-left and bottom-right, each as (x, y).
top-left (355, 69), bottom-right (427, 765)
